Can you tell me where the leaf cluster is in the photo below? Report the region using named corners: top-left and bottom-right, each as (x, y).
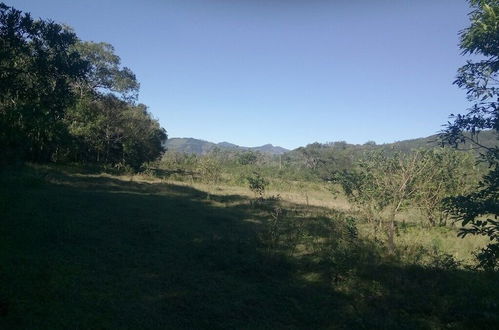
top-left (441, 0), bottom-right (499, 269)
top-left (247, 171), bottom-right (269, 197)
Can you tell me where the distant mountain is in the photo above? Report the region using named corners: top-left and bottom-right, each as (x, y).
top-left (164, 131), bottom-right (497, 157)
top-left (253, 144), bottom-right (289, 155)
top-left (164, 138), bottom-right (290, 155)
top-left (217, 142), bottom-right (240, 149)
top-left (163, 138), bottom-right (216, 155)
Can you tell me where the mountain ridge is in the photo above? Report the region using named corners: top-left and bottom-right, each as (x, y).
top-left (164, 130), bottom-right (497, 156)
top-left (164, 138), bottom-right (289, 155)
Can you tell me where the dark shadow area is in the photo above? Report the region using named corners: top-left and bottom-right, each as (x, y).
top-left (0, 166), bottom-right (498, 329)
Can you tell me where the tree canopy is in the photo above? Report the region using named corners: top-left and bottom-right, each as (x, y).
top-left (0, 2), bottom-right (167, 169)
top-left (442, 0), bottom-right (499, 270)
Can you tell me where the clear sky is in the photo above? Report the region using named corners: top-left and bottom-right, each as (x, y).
top-left (8, 0), bottom-right (473, 149)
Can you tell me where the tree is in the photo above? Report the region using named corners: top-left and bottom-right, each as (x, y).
top-left (0, 2), bottom-right (88, 162)
top-left (331, 150), bottom-right (432, 250)
top-left (0, 3), bottom-right (167, 169)
top-left (65, 94), bottom-right (166, 169)
top-left (413, 149), bottom-right (476, 226)
top-left (441, 0), bottom-right (499, 270)
top-left (73, 41), bottom-right (139, 101)
top-left (238, 151), bottom-right (258, 165)
top-left (198, 156), bottom-right (222, 184)
top-left (120, 103), bottom-right (167, 170)
top-left (65, 37), bottom-right (164, 169)
top-left (297, 145), bottom-right (324, 170)
top-left (247, 171), bottom-right (269, 198)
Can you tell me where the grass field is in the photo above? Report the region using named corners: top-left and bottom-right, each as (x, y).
top-left (1, 164), bottom-right (498, 329)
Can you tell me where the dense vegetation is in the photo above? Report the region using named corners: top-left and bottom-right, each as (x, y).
top-left (0, 3), bottom-right (166, 169)
top-left (1, 1), bottom-right (498, 328)
top-left (441, 0), bottom-right (499, 270)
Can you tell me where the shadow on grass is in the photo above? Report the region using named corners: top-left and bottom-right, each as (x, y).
top-left (0, 166), bottom-right (497, 329)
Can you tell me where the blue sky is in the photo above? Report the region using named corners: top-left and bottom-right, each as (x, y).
top-left (9, 0), bottom-right (473, 149)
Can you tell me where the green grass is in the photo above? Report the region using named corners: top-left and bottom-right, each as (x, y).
top-left (0, 165), bottom-right (498, 329)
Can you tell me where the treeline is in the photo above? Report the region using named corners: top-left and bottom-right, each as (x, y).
top-left (159, 148), bottom-right (312, 184)
top-left (162, 143), bottom-right (478, 192)
top-left (0, 3), bottom-right (166, 169)
top-left (284, 130), bottom-right (497, 178)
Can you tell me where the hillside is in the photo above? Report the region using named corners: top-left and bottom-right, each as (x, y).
top-left (164, 138), bottom-right (289, 155)
top-left (381, 130), bottom-right (498, 152)
top-left (164, 131), bottom-right (497, 157)
top-left (306, 130), bottom-right (498, 152)
top-left (286, 130), bottom-right (498, 158)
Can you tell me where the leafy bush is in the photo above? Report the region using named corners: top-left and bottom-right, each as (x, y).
top-left (247, 171), bottom-right (268, 197)
top-left (197, 156), bottom-right (222, 184)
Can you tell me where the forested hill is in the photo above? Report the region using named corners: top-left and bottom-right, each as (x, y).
top-left (164, 130), bottom-right (497, 156)
top-left (164, 138), bottom-right (289, 155)
top-left (378, 130), bottom-right (498, 152)
top-left (278, 130), bottom-right (498, 176)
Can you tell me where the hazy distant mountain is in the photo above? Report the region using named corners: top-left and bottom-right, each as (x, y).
top-left (253, 144), bottom-right (289, 155)
top-left (163, 138), bottom-right (216, 155)
top-left (164, 131), bottom-right (497, 156)
top-left (164, 138), bottom-right (290, 155)
top-left (217, 142), bottom-right (240, 149)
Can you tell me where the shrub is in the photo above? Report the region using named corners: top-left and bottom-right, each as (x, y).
top-left (247, 171), bottom-right (268, 197)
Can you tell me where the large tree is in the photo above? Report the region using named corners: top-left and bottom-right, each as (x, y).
top-left (1, 3), bottom-right (167, 168)
top-left (0, 2), bottom-right (88, 161)
top-left (65, 94), bottom-right (167, 169)
top-left (442, 0), bottom-right (499, 270)
top-left (73, 41), bottom-right (140, 101)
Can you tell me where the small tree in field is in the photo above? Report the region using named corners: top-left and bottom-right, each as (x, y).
top-left (331, 150), bottom-right (432, 251)
top-left (198, 156), bottom-right (222, 184)
top-left (330, 168), bottom-right (387, 227)
top-left (247, 171), bottom-right (268, 198)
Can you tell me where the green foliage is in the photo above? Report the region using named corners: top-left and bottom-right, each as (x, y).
top-left (0, 3), bottom-right (167, 169)
top-left (260, 206), bottom-right (287, 252)
top-left (247, 171), bottom-right (268, 197)
top-left (461, 0), bottom-right (499, 58)
top-left (330, 168), bottom-right (387, 225)
top-left (0, 3), bottom-right (88, 162)
top-left (197, 156), bottom-right (222, 184)
top-left (442, 0), bottom-right (499, 270)
top-left (74, 41), bottom-right (139, 101)
top-left (161, 152), bottom-right (199, 172)
top-left (64, 94), bottom-right (166, 170)
top-left (413, 148), bottom-right (477, 226)
top-left (331, 150), bottom-right (449, 250)
top-left (238, 151), bottom-right (258, 165)
top-left (444, 166), bottom-right (499, 270)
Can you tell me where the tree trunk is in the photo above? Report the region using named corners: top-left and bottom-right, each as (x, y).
top-left (386, 208), bottom-right (397, 253)
top-left (428, 214), bottom-right (436, 227)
